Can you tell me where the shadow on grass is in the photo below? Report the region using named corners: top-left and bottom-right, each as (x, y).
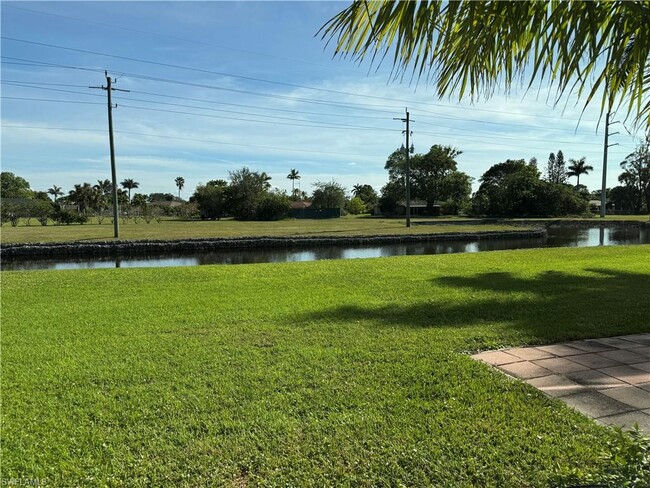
top-left (301, 268), bottom-right (650, 343)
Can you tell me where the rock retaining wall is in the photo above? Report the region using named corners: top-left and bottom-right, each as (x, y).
top-left (1, 229), bottom-right (547, 258)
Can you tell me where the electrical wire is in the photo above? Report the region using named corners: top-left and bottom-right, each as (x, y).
top-left (1, 88), bottom-right (603, 146)
top-left (2, 3), bottom-right (364, 74)
top-left (2, 124), bottom-right (386, 158)
top-left (2, 37), bottom-right (598, 122)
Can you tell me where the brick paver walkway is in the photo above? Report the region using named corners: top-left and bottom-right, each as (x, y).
top-left (472, 334), bottom-right (650, 433)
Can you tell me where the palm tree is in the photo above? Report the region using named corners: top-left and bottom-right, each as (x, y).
top-left (47, 185), bottom-right (63, 203)
top-left (69, 183), bottom-right (101, 214)
top-left (567, 158), bottom-right (594, 186)
top-left (287, 169), bottom-right (301, 193)
top-left (95, 179), bottom-right (112, 194)
top-left (321, 1), bottom-right (650, 129)
top-left (260, 172), bottom-right (272, 190)
top-left (175, 176), bottom-right (185, 199)
top-left (120, 178), bottom-right (139, 202)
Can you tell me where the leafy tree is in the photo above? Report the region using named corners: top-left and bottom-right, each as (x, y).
top-left (321, 1), bottom-right (650, 128)
top-left (47, 185), bottom-right (63, 202)
top-left (609, 185), bottom-right (637, 214)
top-left (617, 139), bottom-right (650, 214)
top-left (567, 157), bottom-right (594, 186)
top-left (378, 180), bottom-right (405, 215)
top-left (351, 184), bottom-right (378, 207)
top-left (473, 159), bottom-right (587, 216)
top-left (131, 193), bottom-right (148, 208)
top-left (148, 193), bottom-right (176, 203)
top-left (441, 171), bottom-right (473, 215)
top-left (175, 176), bottom-right (185, 199)
top-left (385, 145), bottom-right (471, 213)
top-left (311, 180), bottom-right (347, 209)
top-left (287, 169), bottom-right (301, 194)
top-left (1, 172), bottom-right (32, 198)
top-left (33, 191), bottom-right (51, 202)
top-left (68, 183), bottom-right (101, 214)
top-left (473, 160), bottom-right (542, 216)
top-left (227, 168), bottom-right (270, 220)
top-left (192, 181), bottom-right (229, 220)
top-left (120, 178), bottom-right (139, 201)
top-left (256, 191), bottom-right (291, 221)
top-left (545, 151), bottom-right (568, 185)
top-left (345, 196), bottom-right (367, 215)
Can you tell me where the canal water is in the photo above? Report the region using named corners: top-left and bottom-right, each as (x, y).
top-left (3, 226), bottom-right (649, 271)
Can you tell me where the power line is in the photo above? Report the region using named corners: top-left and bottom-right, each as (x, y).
top-left (2, 91), bottom-right (603, 146)
top-left (2, 36), bottom-right (421, 103)
top-left (2, 82), bottom-right (109, 99)
top-left (1, 96), bottom-right (104, 105)
top-left (1, 80), bottom-right (93, 88)
top-left (2, 4), bottom-right (363, 74)
top-left (2, 125), bottom-right (105, 132)
top-left (2, 37), bottom-right (597, 122)
top-left (2, 56), bottom-right (405, 113)
top-left (2, 125), bottom-right (386, 159)
top-left (1, 55), bottom-right (104, 73)
top-left (116, 103), bottom-right (400, 132)
top-left (2, 81), bottom-right (393, 121)
top-left (3, 79), bottom-right (600, 135)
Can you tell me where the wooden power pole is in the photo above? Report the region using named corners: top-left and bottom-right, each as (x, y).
top-left (91, 72), bottom-right (129, 238)
top-left (394, 109), bottom-right (412, 228)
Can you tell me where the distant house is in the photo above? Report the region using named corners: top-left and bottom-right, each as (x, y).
top-left (395, 200), bottom-right (441, 216)
top-left (589, 200), bottom-right (615, 214)
top-left (152, 200), bottom-right (183, 209)
top-left (290, 201), bottom-right (312, 210)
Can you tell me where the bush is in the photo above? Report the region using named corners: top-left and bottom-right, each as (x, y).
top-left (256, 192), bottom-right (291, 221)
top-left (51, 206), bottom-right (84, 225)
top-left (440, 199), bottom-right (460, 215)
top-left (345, 197), bottom-right (367, 215)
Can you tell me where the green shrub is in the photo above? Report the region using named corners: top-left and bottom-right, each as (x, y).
top-left (256, 192), bottom-right (291, 221)
top-left (345, 196), bottom-right (367, 215)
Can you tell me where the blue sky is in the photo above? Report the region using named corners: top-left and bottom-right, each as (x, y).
top-left (1, 1), bottom-right (643, 199)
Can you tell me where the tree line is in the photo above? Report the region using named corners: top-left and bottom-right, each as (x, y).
top-left (0, 175), bottom-right (189, 226)
top-left (1, 138), bottom-right (648, 225)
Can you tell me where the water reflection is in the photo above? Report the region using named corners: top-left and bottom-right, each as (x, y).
top-left (3, 226), bottom-right (648, 271)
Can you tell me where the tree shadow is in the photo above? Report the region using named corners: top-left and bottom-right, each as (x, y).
top-left (299, 268), bottom-right (650, 344)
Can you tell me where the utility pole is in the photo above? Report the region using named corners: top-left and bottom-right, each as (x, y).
top-left (394, 108), bottom-right (412, 227)
top-left (600, 111), bottom-right (619, 218)
top-left (90, 72), bottom-right (129, 238)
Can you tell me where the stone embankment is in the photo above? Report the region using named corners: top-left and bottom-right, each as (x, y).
top-left (414, 218), bottom-right (648, 228)
top-left (1, 229), bottom-right (546, 258)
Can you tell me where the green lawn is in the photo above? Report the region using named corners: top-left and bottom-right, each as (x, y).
top-left (0, 215), bottom-right (529, 244)
top-left (2, 246), bottom-right (649, 486)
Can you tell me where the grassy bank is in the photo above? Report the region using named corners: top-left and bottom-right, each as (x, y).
top-left (2, 246), bottom-right (649, 486)
top-left (1, 215), bottom-right (529, 244)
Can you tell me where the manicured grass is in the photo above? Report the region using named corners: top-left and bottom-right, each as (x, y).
top-left (2, 246), bottom-right (649, 486)
top-left (0, 215), bottom-right (527, 244)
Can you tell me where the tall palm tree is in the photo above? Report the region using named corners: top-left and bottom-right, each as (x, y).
top-left (47, 185), bottom-right (63, 203)
top-left (175, 176), bottom-right (185, 199)
top-left (287, 169), bottom-right (301, 193)
top-left (567, 158), bottom-right (594, 186)
top-left (120, 178), bottom-right (139, 202)
top-left (321, 1), bottom-right (650, 129)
